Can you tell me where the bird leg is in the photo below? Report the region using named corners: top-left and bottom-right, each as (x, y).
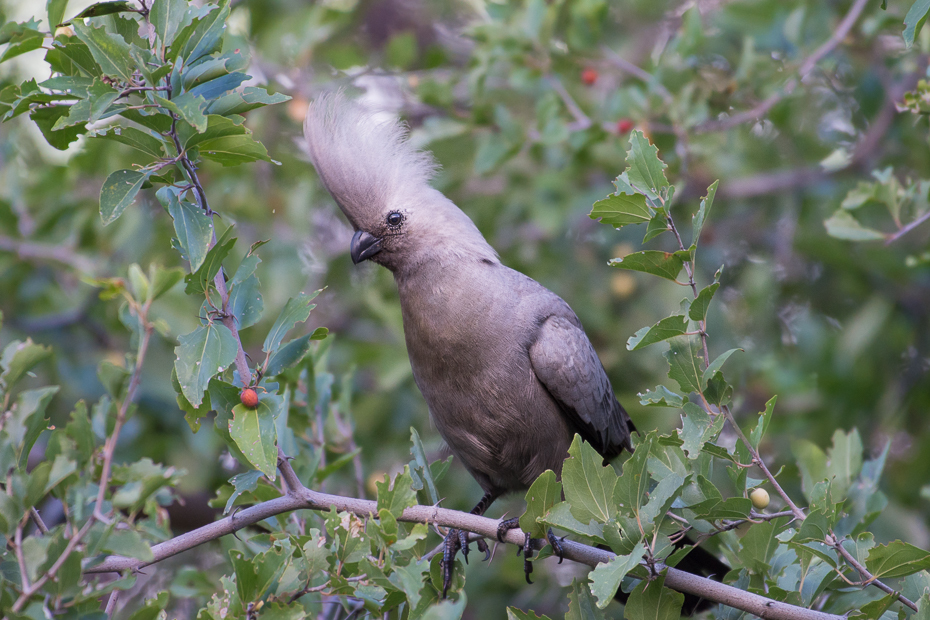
top-left (496, 518), bottom-right (566, 584)
top-left (441, 491), bottom-right (497, 598)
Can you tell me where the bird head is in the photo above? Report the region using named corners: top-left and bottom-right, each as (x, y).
top-left (303, 93), bottom-right (496, 272)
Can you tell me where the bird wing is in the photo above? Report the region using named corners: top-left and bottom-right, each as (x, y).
top-left (529, 314), bottom-right (635, 459)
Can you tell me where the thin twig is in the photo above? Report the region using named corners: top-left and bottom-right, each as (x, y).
top-left (29, 507), bottom-right (50, 535)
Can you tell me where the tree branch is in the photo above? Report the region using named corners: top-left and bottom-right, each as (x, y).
top-left (83, 458), bottom-right (844, 620)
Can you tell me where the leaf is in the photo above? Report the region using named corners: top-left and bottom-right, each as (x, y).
top-left (72, 21), bottom-right (134, 83)
top-left (615, 433), bottom-right (654, 518)
top-left (93, 125), bottom-right (166, 158)
top-left (825, 428), bottom-right (863, 498)
top-left (679, 402), bottom-right (723, 459)
top-left (626, 130), bottom-right (669, 200)
top-left (30, 105), bottom-right (86, 150)
top-left (180, 113), bottom-right (247, 149)
top-left (178, 0), bottom-right (230, 63)
top-left (158, 187), bottom-right (214, 272)
top-left (701, 348), bottom-right (740, 389)
top-left (199, 134), bottom-right (276, 167)
top-left (904, 0), bottom-right (930, 47)
top-left (610, 250), bottom-right (684, 282)
top-left (0, 24), bottom-right (44, 63)
top-left (749, 396), bottom-right (777, 450)
top-left (541, 501), bottom-right (604, 540)
top-left (188, 72), bottom-right (250, 101)
top-left (692, 180), bottom-right (718, 247)
top-left (205, 86), bottom-right (291, 116)
top-left (1, 338), bottom-right (52, 391)
top-left (638, 385), bottom-right (684, 408)
top-left (866, 541), bottom-right (930, 579)
top-left (689, 283), bottom-right (719, 322)
top-left (375, 469), bottom-right (417, 519)
top-left (562, 435), bottom-right (619, 524)
top-left (627, 315), bottom-right (688, 351)
top-left (566, 579), bottom-right (607, 620)
top-left (102, 528), bottom-right (154, 561)
top-left (155, 92), bottom-right (208, 132)
top-left (184, 228), bottom-right (235, 295)
top-left (664, 336), bottom-right (704, 394)
top-left (589, 542), bottom-right (645, 609)
top-left (227, 274), bottom-right (263, 329)
top-left (408, 427), bottom-right (442, 507)
top-left (506, 608), bottom-right (552, 620)
top-left (824, 210), bottom-right (886, 241)
top-left (792, 439), bottom-right (827, 500)
top-left (174, 323), bottom-right (238, 407)
top-left (265, 334), bottom-right (314, 377)
top-left (45, 37), bottom-right (101, 76)
top-left (150, 0), bottom-right (188, 49)
top-left (223, 469), bottom-right (263, 514)
top-left (738, 520), bottom-right (779, 574)
top-left (229, 401), bottom-right (278, 479)
top-left (519, 470), bottom-right (562, 538)
top-left (48, 0), bottom-right (70, 28)
top-left (100, 169), bottom-right (150, 225)
top-left (590, 191), bottom-right (653, 229)
top-left (623, 572), bottom-right (683, 620)
top-left (263, 291), bottom-right (321, 354)
top-left (66, 1), bottom-right (136, 22)
top-left (793, 510), bottom-right (831, 543)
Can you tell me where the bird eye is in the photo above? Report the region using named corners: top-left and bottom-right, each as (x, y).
top-left (386, 211), bottom-right (404, 227)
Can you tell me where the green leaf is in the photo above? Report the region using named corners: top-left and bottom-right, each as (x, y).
top-left (627, 315), bottom-right (688, 351)
top-left (824, 210), bottom-right (886, 241)
top-left (701, 348), bottom-right (740, 389)
top-left (375, 469), bottom-right (417, 519)
top-left (45, 37), bottom-right (101, 76)
top-left (610, 250), bottom-right (684, 281)
top-left (664, 336), bottom-right (704, 394)
top-left (174, 323), bottom-right (238, 407)
top-left (66, 1), bottom-right (136, 22)
top-left (689, 283), bottom-right (719, 322)
top-left (205, 86), bottom-right (291, 116)
top-left (158, 187), bottom-right (214, 272)
top-left (184, 228), bottom-right (235, 295)
top-left (48, 0), bottom-right (70, 28)
top-left (590, 191), bottom-right (652, 229)
top-left (389, 560), bottom-right (430, 610)
top-left (265, 334), bottom-right (314, 377)
top-left (519, 470), bottom-right (562, 538)
top-left (150, 0), bottom-right (188, 49)
top-left (638, 385), bottom-right (684, 408)
top-left (615, 433), bottom-right (654, 518)
top-left (792, 439), bottom-right (827, 500)
top-left (626, 130), bottom-right (669, 200)
top-left (623, 572), bottom-right (683, 620)
top-left (904, 0), bottom-right (930, 47)
top-left (794, 510), bottom-right (831, 543)
top-left (562, 435), bottom-right (619, 524)
top-left (679, 402), bottom-right (723, 459)
top-left (155, 92), bottom-right (208, 132)
top-left (541, 501), bottom-right (604, 540)
top-left (100, 169), bottom-right (150, 225)
top-left (97, 360), bottom-right (130, 400)
top-left (692, 180), bottom-right (718, 247)
top-left (825, 428), bottom-right (863, 498)
top-left (179, 113), bottom-right (247, 148)
top-left (263, 291), bottom-right (321, 354)
top-left (101, 528), bottom-right (154, 561)
top-left (223, 469), bottom-right (263, 514)
top-left (566, 579), bottom-right (606, 620)
top-left (589, 541), bottom-right (645, 609)
top-left (93, 125), bottom-right (166, 158)
top-left (30, 105), bottom-right (86, 150)
top-left (199, 134), bottom-right (276, 167)
top-left (0, 24), bottom-right (44, 63)
top-left (229, 401), bottom-right (278, 479)
top-left (10, 387), bottom-right (58, 467)
top-left (226, 274), bottom-right (263, 330)
top-left (506, 608), bottom-right (552, 620)
top-left (1, 338), bottom-right (52, 391)
top-left (866, 541), bottom-right (930, 579)
top-left (178, 0), bottom-right (230, 63)
top-left (72, 21), bottom-right (134, 83)
top-left (738, 520), bottom-right (779, 574)
top-left (749, 396), bottom-right (777, 450)
top-left (149, 266), bottom-right (185, 301)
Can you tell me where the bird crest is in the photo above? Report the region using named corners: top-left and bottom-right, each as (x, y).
top-left (303, 93), bottom-right (438, 229)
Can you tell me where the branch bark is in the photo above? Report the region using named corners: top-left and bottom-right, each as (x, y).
top-left (83, 457), bottom-right (844, 620)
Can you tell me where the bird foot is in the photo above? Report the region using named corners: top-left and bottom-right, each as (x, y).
top-left (496, 519), bottom-right (566, 584)
top-left (441, 529), bottom-right (490, 598)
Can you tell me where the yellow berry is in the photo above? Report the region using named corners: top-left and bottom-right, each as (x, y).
top-left (750, 488), bottom-right (770, 510)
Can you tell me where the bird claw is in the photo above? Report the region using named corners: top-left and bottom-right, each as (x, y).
top-left (497, 518), bottom-right (567, 583)
top-left (442, 528), bottom-right (462, 598)
top-left (476, 538), bottom-right (490, 562)
top-left (547, 528), bottom-right (565, 564)
top-left (497, 516), bottom-right (520, 542)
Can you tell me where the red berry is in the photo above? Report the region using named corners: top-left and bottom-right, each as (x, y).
top-left (581, 68), bottom-right (598, 85)
top-left (240, 388), bottom-right (259, 409)
top-left (617, 118), bottom-right (634, 134)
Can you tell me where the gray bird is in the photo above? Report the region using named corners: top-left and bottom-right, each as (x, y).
top-left (303, 94), bottom-right (721, 603)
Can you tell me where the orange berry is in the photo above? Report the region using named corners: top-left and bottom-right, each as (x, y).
top-left (240, 388), bottom-right (259, 409)
top-left (581, 68), bottom-right (598, 85)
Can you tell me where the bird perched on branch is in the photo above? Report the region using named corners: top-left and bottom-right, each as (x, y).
top-left (303, 93), bottom-right (725, 609)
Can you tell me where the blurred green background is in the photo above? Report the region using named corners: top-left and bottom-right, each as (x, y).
top-left (2, 0), bottom-right (930, 615)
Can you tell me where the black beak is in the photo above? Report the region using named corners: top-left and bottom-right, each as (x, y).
top-left (350, 230), bottom-right (383, 264)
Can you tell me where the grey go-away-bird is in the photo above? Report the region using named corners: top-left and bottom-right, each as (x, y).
top-left (303, 93), bottom-right (726, 608)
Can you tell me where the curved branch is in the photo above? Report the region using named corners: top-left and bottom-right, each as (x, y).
top-left (86, 472), bottom-right (842, 620)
